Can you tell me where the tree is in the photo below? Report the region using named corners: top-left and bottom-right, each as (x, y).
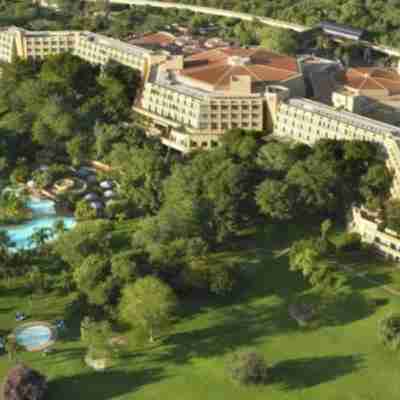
top-left (256, 180), bottom-right (295, 220)
top-left (260, 27), bottom-right (299, 55)
top-left (360, 164), bottom-right (392, 208)
top-left (378, 312), bottom-right (400, 350)
top-left (220, 129), bottom-right (259, 161)
top-left (3, 364), bottom-right (47, 400)
top-left (119, 277), bottom-right (177, 343)
top-left (256, 142), bottom-right (296, 174)
top-left (29, 228), bottom-right (52, 251)
top-left (180, 258), bottom-right (239, 295)
top-left (108, 144), bottom-right (168, 215)
top-left (320, 219), bottom-right (333, 241)
top-left (54, 220), bottom-right (112, 268)
top-left (81, 318), bottom-right (116, 363)
top-left (28, 267), bottom-right (50, 294)
top-left (228, 351), bottom-right (269, 385)
top-left (0, 231), bottom-right (14, 284)
top-left (343, 141), bottom-right (377, 163)
top-left (289, 238), bottom-right (347, 292)
top-left (73, 254), bottom-right (114, 307)
top-left (5, 335), bottom-right (17, 362)
top-left (287, 153), bottom-right (340, 214)
top-left (66, 136), bottom-right (88, 166)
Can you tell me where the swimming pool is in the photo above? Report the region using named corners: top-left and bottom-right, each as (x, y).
top-left (3, 197), bottom-right (76, 250)
top-left (15, 323), bottom-right (55, 352)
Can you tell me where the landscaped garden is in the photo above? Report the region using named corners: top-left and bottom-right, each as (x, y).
top-left (2, 222), bottom-right (400, 400)
top-left (2, 49), bottom-right (400, 400)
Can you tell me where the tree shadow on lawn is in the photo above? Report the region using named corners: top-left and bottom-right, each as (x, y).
top-left (48, 367), bottom-right (166, 400)
top-left (154, 301), bottom-right (297, 365)
top-left (272, 354), bottom-right (364, 390)
top-left (43, 347), bottom-right (86, 366)
top-left (338, 252), bottom-right (394, 291)
top-left (306, 291), bottom-right (377, 328)
top-left (0, 284), bottom-right (31, 299)
top-left (177, 244), bottom-right (308, 324)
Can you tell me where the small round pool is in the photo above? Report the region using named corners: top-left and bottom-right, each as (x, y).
top-left (15, 323), bottom-right (55, 352)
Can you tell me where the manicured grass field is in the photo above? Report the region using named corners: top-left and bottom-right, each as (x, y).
top-left (2, 222), bottom-right (400, 400)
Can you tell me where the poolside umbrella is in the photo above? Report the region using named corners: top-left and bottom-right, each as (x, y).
top-left (84, 193), bottom-right (98, 201)
top-left (100, 180), bottom-right (113, 189)
top-left (90, 201), bottom-right (104, 210)
top-left (103, 190), bottom-right (115, 198)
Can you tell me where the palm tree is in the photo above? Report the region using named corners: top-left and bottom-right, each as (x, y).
top-left (0, 231), bottom-right (14, 287)
top-left (29, 227), bottom-right (53, 251)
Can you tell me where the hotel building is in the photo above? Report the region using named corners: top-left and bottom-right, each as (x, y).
top-left (0, 27), bottom-right (165, 78)
top-left (134, 47), bottom-right (306, 152)
top-left (274, 97), bottom-right (400, 198)
top-left (331, 67), bottom-right (400, 125)
top-left (74, 32), bottom-right (166, 78)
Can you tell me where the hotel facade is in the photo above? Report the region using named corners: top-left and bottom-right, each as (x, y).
top-left (134, 48), bottom-right (306, 152)
top-left (0, 27), bottom-right (166, 78)
top-left (274, 97), bottom-right (400, 198)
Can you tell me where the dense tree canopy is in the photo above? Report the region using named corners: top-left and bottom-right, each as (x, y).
top-left (0, 55), bottom-right (140, 175)
top-left (255, 140), bottom-right (391, 220)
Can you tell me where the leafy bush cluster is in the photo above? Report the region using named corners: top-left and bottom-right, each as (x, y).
top-left (378, 313), bottom-right (400, 351)
top-left (228, 351), bottom-right (269, 385)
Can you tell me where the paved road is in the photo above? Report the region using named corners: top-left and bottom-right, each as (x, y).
top-left (90, 0), bottom-right (400, 58)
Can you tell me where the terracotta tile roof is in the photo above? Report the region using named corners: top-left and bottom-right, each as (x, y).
top-left (338, 67), bottom-right (400, 94)
top-left (132, 32), bottom-right (176, 47)
top-left (178, 47), bottom-right (300, 90)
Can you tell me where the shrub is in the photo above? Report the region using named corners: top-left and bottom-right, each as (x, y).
top-left (179, 259), bottom-right (240, 296)
top-left (336, 232), bottom-right (362, 253)
top-left (378, 312), bottom-right (400, 350)
top-left (74, 200), bottom-right (97, 221)
top-left (228, 351), bottom-right (269, 385)
top-left (81, 318), bottom-right (116, 361)
top-left (3, 364), bottom-right (47, 400)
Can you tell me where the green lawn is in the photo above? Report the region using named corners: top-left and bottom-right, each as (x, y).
top-left (2, 222), bottom-right (400, 400)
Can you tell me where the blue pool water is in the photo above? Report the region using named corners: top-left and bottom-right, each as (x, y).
top-left (15, 325), bottom-right (53, 351)
top-left (2, 197), bottom-right (75, 250)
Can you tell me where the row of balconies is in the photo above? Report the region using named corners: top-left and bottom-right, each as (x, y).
top-left (147, 99), bottom-right (199, 111)
top-left (77, 46), bottom-right (144, 64)
top-left (27, 47), bottom-right (67, 53)
top-left (203, 122), bottom-right (262, 130)
top-left (147, 103), bottom-right (198, 115)
top-left (279, 117), bottom-right (379, 141)
top-left (26, 40), bottom-right (75, 46)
